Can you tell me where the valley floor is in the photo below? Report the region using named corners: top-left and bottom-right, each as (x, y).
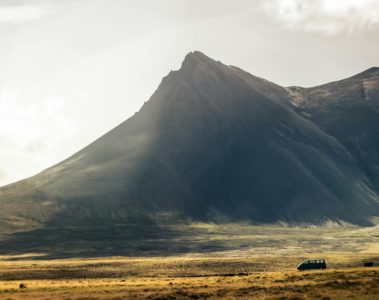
top-left (0, 254), bottom-right (378, 300)
top-left (0, 224), bottom-right (378, 299)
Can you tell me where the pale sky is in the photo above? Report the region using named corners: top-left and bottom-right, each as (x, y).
top-left (1, 0), bottom-right (379, 187)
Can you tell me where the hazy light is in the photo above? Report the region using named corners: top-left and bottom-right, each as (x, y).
top-left (0, 0), bottom-right (378, 187)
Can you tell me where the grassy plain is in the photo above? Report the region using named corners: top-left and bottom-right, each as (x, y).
top-left (0, 224), bottom-right (378, 299)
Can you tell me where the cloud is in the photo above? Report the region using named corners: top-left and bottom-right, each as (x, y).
top-left (0, 4), bottom-right (51, 23)
top-left (262, 0), bottom-right (379, 35)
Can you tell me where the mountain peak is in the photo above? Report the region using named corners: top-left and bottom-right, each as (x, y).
top-left (181, 51), bottom-right (218, 70)
top-left (184, 50), bottom-right (211, 61)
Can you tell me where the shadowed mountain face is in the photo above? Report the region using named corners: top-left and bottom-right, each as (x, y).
top-left (288, 67), bottom-right (379, 196)
top-left (1, 52), bottom-right (379, 238)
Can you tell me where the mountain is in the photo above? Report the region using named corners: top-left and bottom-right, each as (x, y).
top-left (287, 67), bottom-right (379, 195)
top-left (1, 52), bottom-right (379, 242)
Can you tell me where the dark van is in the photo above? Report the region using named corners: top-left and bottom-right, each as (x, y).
top-left (297, 259), bottom-right (326, 271)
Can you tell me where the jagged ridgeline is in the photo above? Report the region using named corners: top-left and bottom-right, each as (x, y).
top-left (1, 52), bottom-right (379, 236)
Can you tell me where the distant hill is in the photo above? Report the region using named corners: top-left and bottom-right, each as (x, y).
top-left (1, 52), bottom-right (379, 243)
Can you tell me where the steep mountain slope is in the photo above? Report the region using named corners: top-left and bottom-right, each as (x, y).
top-left (287, 67), bottom-right (379, 194)
top-left (0, 52), bottom-right (378, 237)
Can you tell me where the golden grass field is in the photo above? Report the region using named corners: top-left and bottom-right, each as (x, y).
top-left (0, 224), bottom-right (378, 299)
top-left (0, 255), bottom-right (378, 299)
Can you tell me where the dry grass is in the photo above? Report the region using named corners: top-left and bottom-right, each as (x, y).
top-left (0, 255), bottom-right (378, 299)
top-left (0, 224), bottom-right (378, 299)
